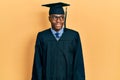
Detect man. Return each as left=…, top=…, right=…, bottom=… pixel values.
left=31, top=2, right=85, bottom=80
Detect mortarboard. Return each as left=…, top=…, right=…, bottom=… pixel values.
left=42, top=2, right=70, bottom=28
left=42, top=2, right=70, bottom=15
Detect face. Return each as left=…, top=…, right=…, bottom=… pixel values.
left=49, top=14, right=65, bottom=31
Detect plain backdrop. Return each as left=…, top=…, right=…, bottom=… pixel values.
left=0, top=0, right=120, bottom=80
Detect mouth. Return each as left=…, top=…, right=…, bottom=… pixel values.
left=56, top=23, right=62, bottom=25
left=55, top=23, right=61, bottom=26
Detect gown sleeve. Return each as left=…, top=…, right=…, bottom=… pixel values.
left=31, top=33, right=43, bottom=80
left=73, top=32, right=85, bottom=80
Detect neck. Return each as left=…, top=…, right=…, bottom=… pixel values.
left=52, top=27, right=64, bottom=32
left=51, top=27, right=64, bottom=32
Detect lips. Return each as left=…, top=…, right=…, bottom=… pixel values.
left=56, top=24, right=61, bottom=26
left=55, top=23, right=61, bottom=25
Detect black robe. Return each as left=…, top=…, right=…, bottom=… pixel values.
left=32, top=28, right=85, bottom=80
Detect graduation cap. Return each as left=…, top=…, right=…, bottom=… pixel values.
left=42, top=2, right=70, bottom=28
left=42, top=2, right=70, bottom=15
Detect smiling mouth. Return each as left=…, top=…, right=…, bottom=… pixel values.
left=56, top=23, right=62, bottom=25
left=56, top=23, right=61, bottom=25
left=56, top=24, right=62, bottom=27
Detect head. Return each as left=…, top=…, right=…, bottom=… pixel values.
left=49, top=14, right=65, bottom=31
left=42, top=2, right=70, bottom=31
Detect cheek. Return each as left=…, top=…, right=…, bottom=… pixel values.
left=61, top=20, right=64, bottom=23
left=49, top=19, right=55, bottom=23
left=49, top=19, right=64, bottom=25
left=51, top=21, right=56, bottom=25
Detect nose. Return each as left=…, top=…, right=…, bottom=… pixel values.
left=56, top=18, right=61, bottom=22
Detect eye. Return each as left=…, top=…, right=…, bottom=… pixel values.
left=50, top=15, right=64, bottom=20
left=59, top=16, right=64, bottom=19
left=53, top=16, right=58, bottom=19
left=50, top=16, right=57, bottom=20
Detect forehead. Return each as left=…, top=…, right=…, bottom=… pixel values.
left=50, top=14, right=64, bottom=16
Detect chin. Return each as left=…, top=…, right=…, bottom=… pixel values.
left=55, top=25, right=61, bottom=27
left=54, top=27, right=62, bottom=31
left=56, top=26, right=62, bottom=30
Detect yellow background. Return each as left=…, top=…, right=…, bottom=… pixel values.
left=0, top=0, right=120, bottom=80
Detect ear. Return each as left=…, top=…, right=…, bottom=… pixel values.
left=49, top=16, right=51, bottom=22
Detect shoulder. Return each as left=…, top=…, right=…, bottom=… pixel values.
left=65, top=28, right=80, bottom=36
left=35, top=28, right=51, bottom=41
left=37, top=28, right=50, bottom=37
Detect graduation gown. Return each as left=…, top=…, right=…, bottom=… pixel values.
left=31, top=28, right=85, bottom=80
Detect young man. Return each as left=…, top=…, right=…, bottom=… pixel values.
left=31, top=2, right=85, bottom=80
